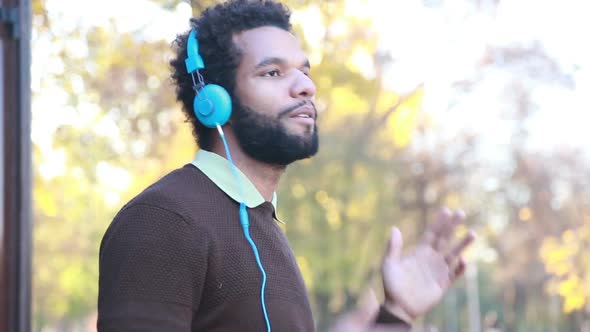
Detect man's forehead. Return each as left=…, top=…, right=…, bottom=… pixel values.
left=233, top=26, right=306, bottom=65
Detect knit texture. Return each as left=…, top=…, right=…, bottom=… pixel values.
left=98, top=164, right=314, bottom=331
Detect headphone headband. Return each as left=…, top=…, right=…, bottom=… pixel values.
left=185, top=30, right=205, bottom=73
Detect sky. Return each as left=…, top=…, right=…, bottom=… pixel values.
left=33, top=0, right=590, bottom=183
left=361, top=0, right=590, bottom=157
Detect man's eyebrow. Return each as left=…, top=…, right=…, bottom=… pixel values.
left=254, top=57, right=311, bottom=70
left=255, top=57, right=285, bottom=69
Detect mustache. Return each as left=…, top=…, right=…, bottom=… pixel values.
left=278, top=100, right=316, bottom=119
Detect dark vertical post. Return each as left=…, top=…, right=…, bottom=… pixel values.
left=0, top=0, right=31, bottom=330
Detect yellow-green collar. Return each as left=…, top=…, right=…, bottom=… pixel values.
left=191, top=149, right=278, bottom=210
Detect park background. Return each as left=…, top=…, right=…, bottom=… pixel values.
left=32, top=0, right=590, bottom=331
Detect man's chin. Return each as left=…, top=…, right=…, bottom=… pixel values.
left=282, top=122, right=315, bottom=136
left=251, top=133, right=318, bottom=165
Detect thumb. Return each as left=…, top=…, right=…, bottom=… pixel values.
left=386, top=227, right=403, bottom=261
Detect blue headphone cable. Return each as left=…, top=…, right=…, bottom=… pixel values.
left=216, top=125, right=271, bottom=332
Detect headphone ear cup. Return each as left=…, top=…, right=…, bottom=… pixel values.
left=193, top=84, right=232, bottom=128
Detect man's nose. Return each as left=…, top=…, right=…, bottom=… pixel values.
left=290, top=71, right=316, bottom=99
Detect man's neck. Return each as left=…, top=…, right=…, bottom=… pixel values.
left=209, top=128, right=284, bottom=202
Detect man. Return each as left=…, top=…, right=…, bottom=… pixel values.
left=97, top=0, right=476, bottom=331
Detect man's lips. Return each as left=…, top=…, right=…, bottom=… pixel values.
left=288, top=105, right=315, bottom=120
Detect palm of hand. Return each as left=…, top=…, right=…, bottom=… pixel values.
left=382, top=245, right=450, bottom=318
left=381, top=209, right=475, bottom=321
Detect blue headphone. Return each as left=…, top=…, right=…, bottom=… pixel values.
left=185, top=29, right=232, bottom=128
left=185, top=29, right=272, bottom=332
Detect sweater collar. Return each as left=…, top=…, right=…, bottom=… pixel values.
left=191, top=149, right=278, bottom=210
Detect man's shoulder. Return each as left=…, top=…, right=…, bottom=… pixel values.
left=118, top=163, right=222, bottom=222
left=100, top=164, right=218, bottom=255
left=133, top=163, right=203, bottom=198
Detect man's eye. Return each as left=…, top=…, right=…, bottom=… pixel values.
left=264, top=70, right=281, bottom=77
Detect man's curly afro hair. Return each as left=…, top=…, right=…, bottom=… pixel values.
left=170, top=0, right=292, bottom=150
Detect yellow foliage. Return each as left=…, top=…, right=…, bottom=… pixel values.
left=518, top=207, right=532, bottom=221
left=540, top=227, right=590, bottom=313
left=329, top=86, right=370, bottom=117
left=315, top=190, right=330, bottom=206
left=345, top=204, right=361, bottom=221
left=326, top=209, right=342, bottom=230
left=444, top=193, right=461, bottom=210
left=376, top=91, right=401, bottom=114
left=386, top=88, right=424, bottom=148
left=540, top=237, right=575, bottom=277
left=296, top=255, right=314, bottom=289
left=564, top=294, right=586, bottom=313
left=345, top=45, right=374, bottom=78
left=559, top=275, right=585, bottom=313
left=559, top=275, right=579, bottom=295
left=316, top=75, right=333, bottom=92
left=291, top=183, right=307, bottom=199
left=35, top=187, right=58, bottom=218
left=345, top=191, right=377, bottom=222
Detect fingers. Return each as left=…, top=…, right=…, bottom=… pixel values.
left=449, top=257, right=466, bottom=283
left=436, top=210, right=465, bottom=250
left=422, top=209, right=465, bottom=251
left=444, top=230, right=476, bottom=265
left=421, top=208, right=475, bottom=283
left=421, top=208, right=451, bottom=246
left=386, top=227, right=404, bottom=261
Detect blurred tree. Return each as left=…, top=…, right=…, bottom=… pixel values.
left=31, top=0, right=194, bottom=329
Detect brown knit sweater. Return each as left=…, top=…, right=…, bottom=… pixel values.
left=98, top=164, right=409, bottom=331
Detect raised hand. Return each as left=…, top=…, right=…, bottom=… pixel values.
left=381, top=208, right=476, bottom=323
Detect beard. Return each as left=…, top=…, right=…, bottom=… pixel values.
left=231, top=99, right=319, bottom=167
